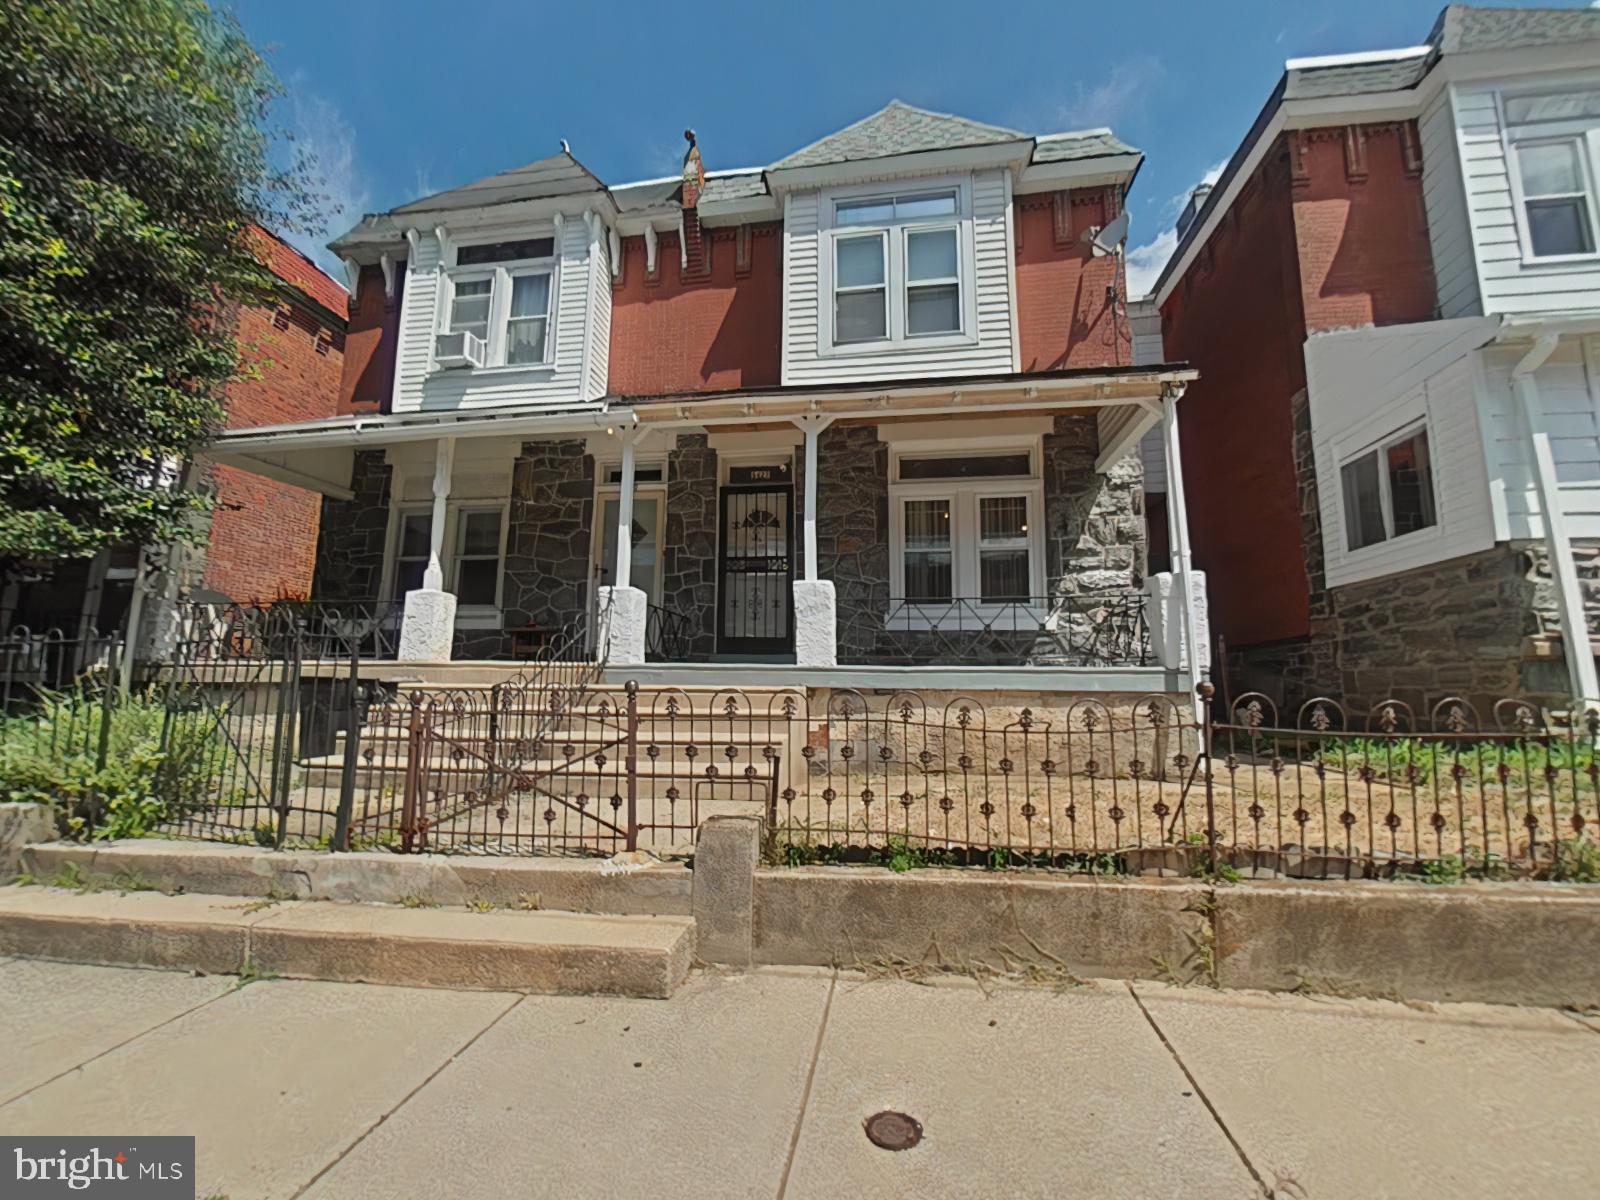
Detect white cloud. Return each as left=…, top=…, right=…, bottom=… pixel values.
left=281, top=82, right=370, bottom=279
left=1052, top=56, right=1165, bottom=129
left=1124, top=159, right=1227, bottom=297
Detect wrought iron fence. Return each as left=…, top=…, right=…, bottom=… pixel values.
left=646, top=603, right=696, bottom=663
left=838, top=589, right=1151, bottom=667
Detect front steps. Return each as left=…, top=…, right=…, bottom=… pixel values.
left=5, top=841, right=698, bottom=998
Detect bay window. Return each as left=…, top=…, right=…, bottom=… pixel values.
left=440, top=235, right=558, bottom=368
left=1505, top=90, right=1600, bottom=262
left=825, top=186, right=969, bottom=351
left=888, top=447, right=1043, bottom=619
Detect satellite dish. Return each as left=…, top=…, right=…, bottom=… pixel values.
left=1087, top=210, right=1130, bottom=257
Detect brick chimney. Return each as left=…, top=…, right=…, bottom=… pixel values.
left=681, top=128, right=709, bottom=278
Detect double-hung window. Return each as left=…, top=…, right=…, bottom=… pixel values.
left=388, top=507, right=505, bottom=611
left=888, top=447, right=1043, bottom=621
left=1505, top=90, right=1600, bottom=261
left=828, top=188, right=966, bottom=349
left=441, top=236, right=558, bottom=367
left=1339, top=426, right=1437, bottom=553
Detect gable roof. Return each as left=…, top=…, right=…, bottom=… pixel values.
left=391, top=151, right=608, bottom=216
left=771, top=100, right=1027, bottom=169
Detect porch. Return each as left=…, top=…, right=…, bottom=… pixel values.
left=206, top=364, right=1203, bottom=687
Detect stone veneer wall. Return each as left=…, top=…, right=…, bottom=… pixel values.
left=311, top=449, right=391, bottom=603
left=503, top=440, right=594, bottom=642
left=662, top=434, right=718, bottom=659
left=816, top=416, right=1147, bottom=664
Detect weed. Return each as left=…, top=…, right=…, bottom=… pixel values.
left=466, top=898, right=496, bottom=913
left=515, top=892, right=542, bottom=911
left=232, top=961, right=279, bottom=989
left=1156, top=895, right=1220, bottom=988
left=49, top=861, right=92, bottom=890
left=1554, top=836, right=1600, bottom=882
left=12, top=871, right=37, bottom=886
left=396, top=894, right=438, bottom=909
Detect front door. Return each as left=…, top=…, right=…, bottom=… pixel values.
left=718, top=483, right=794, bottom=654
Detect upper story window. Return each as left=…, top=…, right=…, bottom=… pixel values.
left=823, top=185, right=971, bottom=353
left=1340, top=425, right=1436, bottom=552
left=1504, top=90, right=1600, bottom=262
left=441, top=235, right=558, bottom=368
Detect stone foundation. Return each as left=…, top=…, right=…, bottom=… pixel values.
left=312, top=450, right=391, bottom=603
left=1225, top=543, right=1569, bottom=720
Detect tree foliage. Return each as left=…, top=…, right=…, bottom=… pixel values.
left=0, top=0, right=314, bottom=566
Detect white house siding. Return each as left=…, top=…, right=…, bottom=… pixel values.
left=780, top=168, right=1016, bottom=385
left=1454, top=74, right=1600, bottom=317
left=1306, top=318, right=1500, bottom=588
left=394, top=217, right=602, bottom=414
left=1479, top=336, right=1600, bottom=540
left=1420, top=85, right=1482, bottom=319
left=1128, top=300, right=1167, bottom=492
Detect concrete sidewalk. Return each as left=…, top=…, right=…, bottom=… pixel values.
left=1, top=957, right=1596, bottom=1199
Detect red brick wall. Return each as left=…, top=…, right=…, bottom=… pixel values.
left=608, top=223, right=782, bottom=394
left=1014, top=189, right=1131, bottom=370
left=340, top=263, right=402, bottom=414
left=1159, top=122, right=1436, bottom=650
left=203, top=295, right=345, bottom=602
left=1161, top=145, right=1312, bottom=650
left=1290, top=124, right=1436, bottom=332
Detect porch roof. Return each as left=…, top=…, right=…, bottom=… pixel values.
left=203, top=362, right=1195, bottom=496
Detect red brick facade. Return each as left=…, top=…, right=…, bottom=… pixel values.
left=340, top=263, right=402, bottom=414
left=608, top=224, right=783, bottom=395
left=1159, top=122, right=1436, bottom=651
left=202, top=233, right=347, bottom=602
left=1014, top=188, right=1131, bottom=371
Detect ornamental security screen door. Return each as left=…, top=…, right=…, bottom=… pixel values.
left=717, top=482, right=794, bottom=654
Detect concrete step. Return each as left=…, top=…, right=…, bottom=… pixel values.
left=0, top=884, right=694, bottom=999
left=20, top=840, right=694, bottom=915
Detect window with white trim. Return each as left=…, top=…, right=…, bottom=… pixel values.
left=1505, top=90, right=1600, bottom=261
left=441, top=236, right=558, bottom=367
left=888, top=448, right=1042, bottom=607
left=825, top=188, right=967, bottom=350
left=1339, top=426, right=1437, bottom=552
left=388, top=506, right=506, bottom=609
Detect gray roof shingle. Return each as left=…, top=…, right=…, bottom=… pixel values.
left=391, top=152, right=606, bottom=215
left=1031, top=128, right=1140, bottom=163
left=1430, top=4, right=1600, bottom=54
left=771, top=101, right=1027, bottom=169
left=1283, top=55, right=1431, bottom=100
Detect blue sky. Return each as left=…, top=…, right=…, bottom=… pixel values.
left=235, top=0, right=1579, bottom=294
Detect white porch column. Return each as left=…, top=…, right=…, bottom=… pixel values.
left=1514, top=333, right=1599, bottom=706
left=598, top=430, right=647, bottom=666
left=792, top=414, right=837, bottom=667
left=398, top=436, right=457, bottom=662
left=1160, top=385, right=1208, bottom=689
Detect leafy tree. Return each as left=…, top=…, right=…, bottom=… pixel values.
left=0, top=0, right=314, bottom=569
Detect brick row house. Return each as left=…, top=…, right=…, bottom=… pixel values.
left=1146, top=4, right=1600, bottom=716
left=210, top=102, right=1205, bottom=700
left=4, top=228, right=347, bottom=641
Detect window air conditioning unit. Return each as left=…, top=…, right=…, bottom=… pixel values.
left=435, top=330, right=486, bottom=369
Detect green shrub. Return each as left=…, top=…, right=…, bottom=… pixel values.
left=0, top=686, right=242, bottom=840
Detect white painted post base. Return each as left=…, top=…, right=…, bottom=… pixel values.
left=597, top=585, right=648, bottom=667
left=397, top=588, right=457, bottom=662
left=1143, top=571, right=1209, bottom=672
left=793, top=579, right=837, bottom=668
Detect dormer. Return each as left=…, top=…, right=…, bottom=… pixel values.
left=331, top=151, right=619, bottom=414
left=768, top=102, right=1142, bottom=387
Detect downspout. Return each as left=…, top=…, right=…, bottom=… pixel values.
left=1512, top=331, right=1599, bottom=706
